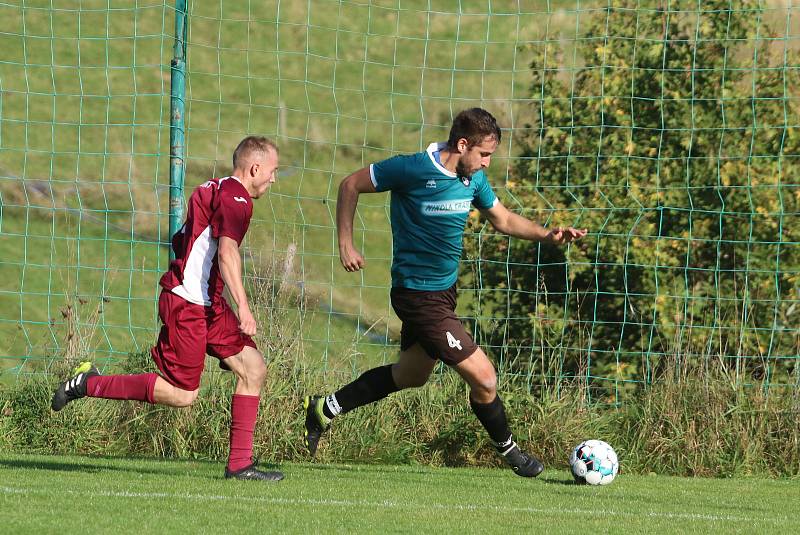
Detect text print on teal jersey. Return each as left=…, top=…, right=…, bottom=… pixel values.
left=421, top=199, right=472, bottom=216
left=370, top=142, right=497, bottom=291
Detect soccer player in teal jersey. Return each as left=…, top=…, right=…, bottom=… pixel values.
left=304, top=108, right=587, bottom=476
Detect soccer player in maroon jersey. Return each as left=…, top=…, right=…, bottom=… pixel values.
left=51, top=136, right=283, bottom=481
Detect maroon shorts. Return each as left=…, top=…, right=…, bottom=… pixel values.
left=390, top=284, right=478, bottom=366
left=150, top=290, right=257, bottom=391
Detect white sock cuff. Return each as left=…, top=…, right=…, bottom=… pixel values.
left=496, top=435, right=515, bottom=454
left=325, top=394, right=342, bottom=417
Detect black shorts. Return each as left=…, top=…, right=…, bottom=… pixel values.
left=390, top=284, right=478, bottom=366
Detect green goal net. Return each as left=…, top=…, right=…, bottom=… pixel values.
left=1, top=1, right=798, bottom=403
left=1, top=1, right=170, bottom=374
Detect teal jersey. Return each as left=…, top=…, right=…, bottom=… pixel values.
left=370, top=142, right=498, bottom=290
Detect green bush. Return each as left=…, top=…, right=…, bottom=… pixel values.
left=465, top=0, right=800, bottom=399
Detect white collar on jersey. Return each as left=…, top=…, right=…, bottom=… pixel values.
left=220, top=175, right=244, bottom=185
left=425, top=142, right=457, bottom=178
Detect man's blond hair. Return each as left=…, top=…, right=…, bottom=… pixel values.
left=232, top=136, right=278, bottom=170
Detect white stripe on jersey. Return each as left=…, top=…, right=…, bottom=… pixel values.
left=369, top=164, right=379, bottom=189
left=171, top=225, right=217, bottom=306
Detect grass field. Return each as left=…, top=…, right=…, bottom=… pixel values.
left=1, top=453, right=797, bottom=534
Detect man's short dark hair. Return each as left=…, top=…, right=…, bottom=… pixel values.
left=232, top=136, right=278, bottom=169
left=446, top=108, right=501, bottom=149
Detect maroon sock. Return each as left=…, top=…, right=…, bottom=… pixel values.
left=227, top=394, right=260, bottom=472
left=86, top=373, right=157, bottom=404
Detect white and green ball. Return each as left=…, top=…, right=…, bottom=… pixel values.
left=569, top=439, right=619, bottom=485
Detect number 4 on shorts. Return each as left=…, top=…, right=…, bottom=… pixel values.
left=446, top=331, right=462, bottom=350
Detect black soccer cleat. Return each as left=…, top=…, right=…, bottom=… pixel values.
left=51, top=361, right=100, bottom=412
left=224, top=461, right=284, bottom=482
left=497, top=441, right=544, bottom=478
left=303, top=395, right=330, bottom=458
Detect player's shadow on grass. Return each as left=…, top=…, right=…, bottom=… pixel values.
left=301, top=462, right=577, bottom=484
left=298, top=462, right=445, bottom=479
left=0, top=457, right=226, bottom=479
left=538, top=477, right=579, bottom=486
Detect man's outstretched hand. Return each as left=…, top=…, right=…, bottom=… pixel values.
left=546, top=227, right=588, bottom=245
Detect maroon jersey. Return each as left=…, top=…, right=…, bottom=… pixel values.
left=160, top=176, right=253, bottom=306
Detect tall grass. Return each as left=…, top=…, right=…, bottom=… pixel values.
left=2, top=264, right=798, bottom=478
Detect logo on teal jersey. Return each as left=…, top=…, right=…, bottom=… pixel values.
left=421, top=199, right=472, bottom=216
left=426, top=179, right=437, bottom=188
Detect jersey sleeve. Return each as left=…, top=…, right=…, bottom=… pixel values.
left=211, top=193, right=252, bottom=243
left=370, top=154, right=411, bottom=192
left=472, top=171, right=498, bottom=209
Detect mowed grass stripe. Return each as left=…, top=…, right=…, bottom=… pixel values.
left=0, top=484, right=784, bottom=525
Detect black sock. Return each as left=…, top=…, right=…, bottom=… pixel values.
left=326, top=365, right=399, bottom=417
left=470, top=395, right=513, bottom=446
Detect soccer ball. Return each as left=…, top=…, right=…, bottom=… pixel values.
left=569, top=439, right=619, bottom=485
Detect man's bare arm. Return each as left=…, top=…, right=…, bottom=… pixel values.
left=218, top=235, right=256, bottom=336
left=337, top=167, right=377, bottom=272
left=482, top=201, right=587, bottom=244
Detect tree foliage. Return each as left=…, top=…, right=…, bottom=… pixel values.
left=465, top=1, right=800, bottom=397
